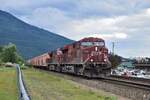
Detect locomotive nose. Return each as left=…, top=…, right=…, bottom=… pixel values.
left=82, top=46, right=104, bottom=63
left=92, top=47, right=101, bottom=56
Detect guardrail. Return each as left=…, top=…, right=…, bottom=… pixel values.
left=16, top=64, right=30, bottom=100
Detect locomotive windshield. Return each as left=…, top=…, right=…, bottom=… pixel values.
left=81, top=41, right=104, bottom=46
left=81, top=42, right=93, bottom=46
left=94, top=42, right=104, bottom=46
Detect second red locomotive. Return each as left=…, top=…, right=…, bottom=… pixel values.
left=28, top=37, right=111, bottom=78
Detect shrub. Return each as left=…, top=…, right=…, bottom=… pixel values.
left=0, top=43, right=24, bottom=64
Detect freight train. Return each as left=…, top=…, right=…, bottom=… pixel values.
left=28, top=37, right=111, bottom=78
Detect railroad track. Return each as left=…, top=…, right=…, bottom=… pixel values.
left=110, top=75, right=150, bottom=84
left=36, top=66, right=150, bottom=90
left=33, top=66, right=150, bottom=100
left=104, top=75, right=150, bottom=89
left=101, top=77, right=150, bottom=91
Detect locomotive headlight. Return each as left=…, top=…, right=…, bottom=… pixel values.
left=91, top=59, right=93, bottom=62
left=104, top=55, right=107, bottom=62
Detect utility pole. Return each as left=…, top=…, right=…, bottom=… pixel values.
left=112, top=42, right=115, bottom=55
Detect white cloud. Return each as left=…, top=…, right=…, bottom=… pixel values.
left=20, top=7, right=72, bottom=34
left=114, top=32, right=127, bottom=39
left=83, top=32, right=127, bottom=40
left=20, top=7, right=149, bottom=41
left=1, top=0, right=150, bottom=57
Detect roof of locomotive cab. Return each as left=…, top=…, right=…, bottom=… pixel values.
left=61, top=37, right=104, bottom=49
left=63, top=37, right=105, bottom=47
left=77, top=37, right=104, bottom=42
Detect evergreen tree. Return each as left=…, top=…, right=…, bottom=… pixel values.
left=109, top=54, right=122, bottom=68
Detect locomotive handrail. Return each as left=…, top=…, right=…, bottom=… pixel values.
left=83, top=55, right=92, bottom=64
left=16, top=64, right=30, bottom=100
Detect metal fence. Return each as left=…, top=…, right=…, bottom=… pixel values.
left=16, top=64, right=30, bottom=100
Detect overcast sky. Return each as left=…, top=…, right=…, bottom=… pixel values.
left=0, top=0, right=150, bottom=57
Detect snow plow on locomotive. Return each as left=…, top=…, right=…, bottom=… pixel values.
left=28, top=37, right=111, bottom=78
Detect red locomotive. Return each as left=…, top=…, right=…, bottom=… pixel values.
left=28, top=37, right=111, bottom=77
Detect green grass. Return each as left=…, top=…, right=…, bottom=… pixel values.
left=23, top=68, right=116, bottom=100
left=0, top=66, right=18, bottom=100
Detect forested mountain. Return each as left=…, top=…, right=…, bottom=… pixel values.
left=0, top=10, right=74, bottom=59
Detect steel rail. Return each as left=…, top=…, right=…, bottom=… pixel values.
left=110, top=75, right=150, bottom=84
left=101, top=77, right=150, bottom=91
